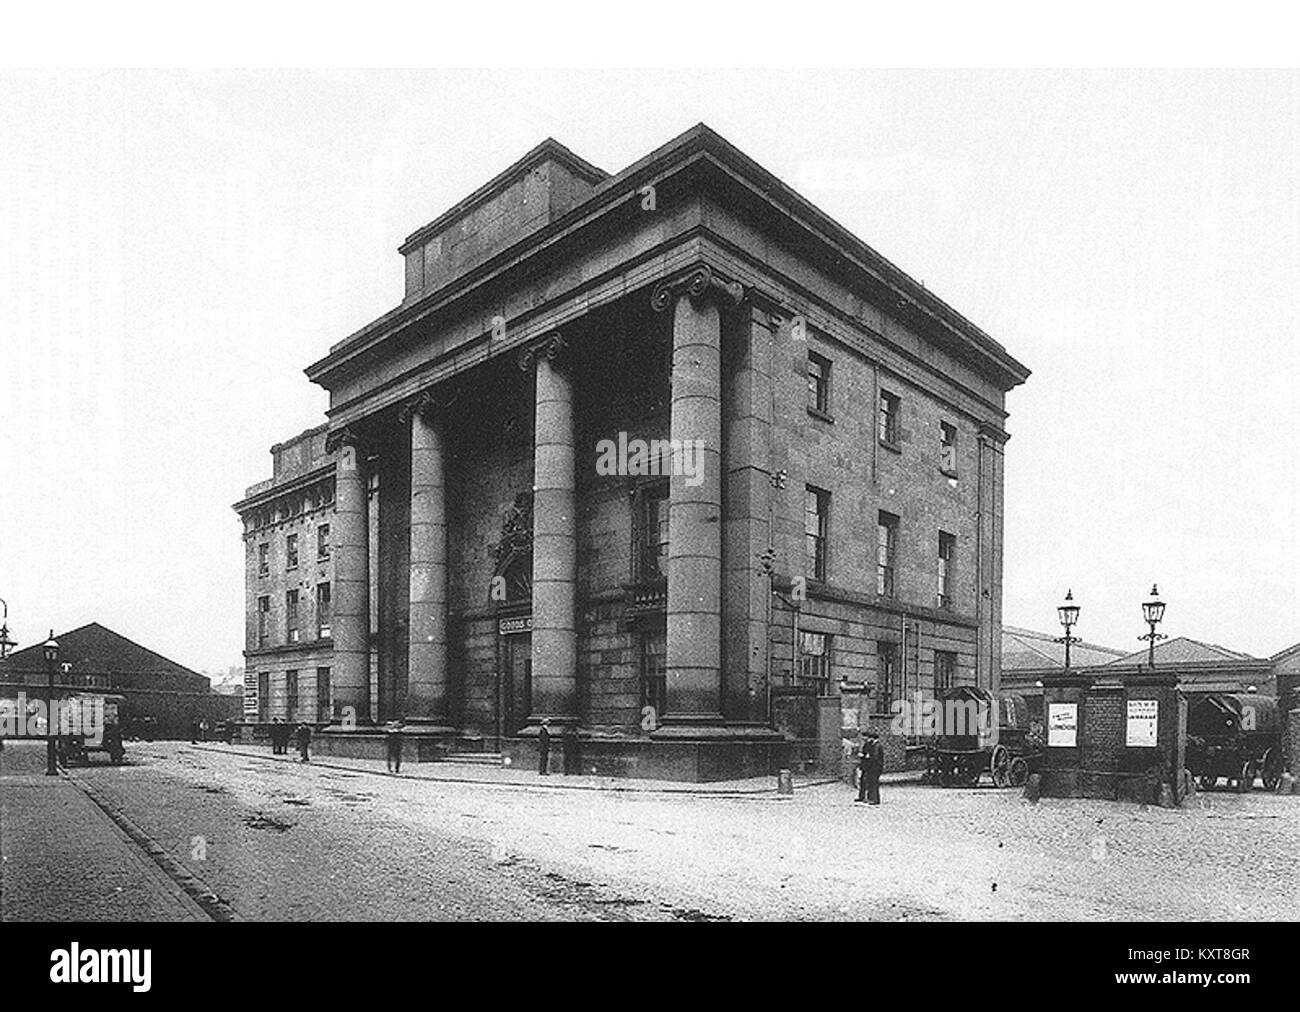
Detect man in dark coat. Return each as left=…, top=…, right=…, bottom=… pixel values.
left=385, top=721, right=404, bottom=773
left=294, top=722, right=312, bottom=763
left=856, top=732, right=885, bottom=805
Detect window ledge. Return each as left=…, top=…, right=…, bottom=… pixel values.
left=807, top=406, right=835, bottom=424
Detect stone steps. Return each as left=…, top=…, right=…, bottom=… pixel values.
left=441, top=752, right=504, bottom=767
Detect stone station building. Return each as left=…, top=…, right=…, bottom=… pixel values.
left=246, top=125, right=1031, bottom=780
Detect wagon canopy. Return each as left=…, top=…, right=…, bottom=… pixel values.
left=1189, top=692, right=1280, bottom=737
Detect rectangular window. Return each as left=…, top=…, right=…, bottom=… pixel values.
left=286, top=532, right=299, bottom=570
left=875, top=642, right=898, bottom=715
left=877, top=511, right=898, bottom=598
left=257, top=595, right=270, bottom=648
left=934, top=650, right=957, bottom=692
left=257, top=671, right=269, bottom=723
left=937, top=531, right=956, bottom=609
left=316, top=667, right=331, bottom=722
left=940, top=421, right=958, bottom=476
left=286, top=590, right=299, bottom=644
left=878, top=389, right=901, bottom=446
left=316, top=582, right=332, bottom=639
left=317, top=524, right=331, bottom=560
left=285, top=670, right=299, bottom=722
left=634, top=482, right=670, bottom=582
left=805, top=486, right=830, bottom=582
left=807, top=351, right=831, bottom=417
left=799, top=631, right=832, bottom=687
left=258, top=543, right=269, bottom=577
left=641, top=626, right=668, bottom=719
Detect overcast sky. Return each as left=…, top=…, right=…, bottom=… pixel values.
left=2, top=67, right=1296, bottom=673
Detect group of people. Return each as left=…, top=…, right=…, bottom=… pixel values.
left=535, top=718, right=581, bottom=775
left=269, top=717, right=313, bottom=762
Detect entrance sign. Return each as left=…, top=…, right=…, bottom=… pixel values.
left=1126, top=699, right=1158, bottom=747
left=499, top=615, right=533, bottom=636
left=1047, top=702, right=1078, bottom=747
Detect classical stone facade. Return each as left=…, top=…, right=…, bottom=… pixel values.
left=234, top=425, right=342, bottom=726
left=249, top=125, right=1031, bottom=780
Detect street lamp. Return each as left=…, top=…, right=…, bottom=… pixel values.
left=0, top=598, right=15, bottom=659
left=1139, top=584, right=1167, bottom=668
left=42, top=630, right=59, bottom=776
left=1055, top=589, right=1081, bottom=671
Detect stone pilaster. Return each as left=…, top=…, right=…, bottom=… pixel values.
left=521, top=333, right=577, bottom=725
left=405, top=394, right=455, bottom=731
left=328, top=431, right=372, bottom=726
left=650, top=266, right=742, bottom=728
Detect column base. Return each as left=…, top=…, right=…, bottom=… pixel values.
left=503, top=725, right=789, bottom=782
left=311, top=727, right=452, bottom=763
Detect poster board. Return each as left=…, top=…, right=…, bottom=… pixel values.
left=1126, top=698, right=1158, bottom=747
left=1047, top=702, right=1078, bottom=747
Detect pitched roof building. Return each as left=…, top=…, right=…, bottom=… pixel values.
left=0, top=623, right=236, bottom=738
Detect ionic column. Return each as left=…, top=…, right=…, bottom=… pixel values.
left=406, top=398, right=455, bottom=730
left=521, top=334, right=577, bottom=725
left=650, top=266, right=744, bottom=727
left=330, top=433, right=371, bottom=726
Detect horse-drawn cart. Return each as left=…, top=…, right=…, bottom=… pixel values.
left=1186, top=692, right=1282, bottom=793
left=923, top=686, right=1042, bottom=788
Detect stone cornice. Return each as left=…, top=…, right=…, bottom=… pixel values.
left=306, top=125, right=1029, bottom=395
left=232, top=463, right=336, bottom=515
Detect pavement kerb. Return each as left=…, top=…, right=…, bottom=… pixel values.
left=184, top=743, right=838, bottom=801
left=63, top=769, right=237, bottom=922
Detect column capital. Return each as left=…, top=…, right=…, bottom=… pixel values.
left=398, top=386, right=460, bottom=424
left=517, top=331, right=567, bottom=373
left=650, top=264, right=745, bottom=314
left=324, top=425, right=369, bottom=455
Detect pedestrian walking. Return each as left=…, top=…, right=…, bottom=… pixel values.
left=855, top=731, right=885, bottom=805
left=190, top=718, right=200, bottom=744
left=538, top=718, right=551, bottom=775
left=385, top=720, right=404, bottom=773
left=198, top=718, right=209, bottom=742
left=295, top=721, right=312, bottom=763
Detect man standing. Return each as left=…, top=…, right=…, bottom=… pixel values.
left=855, top=731, right=885, bottom=805
left=385, top=721, right=404, bottom=774
left=294, top=721, right=312, bottom=763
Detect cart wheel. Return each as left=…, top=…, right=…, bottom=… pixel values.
left=990, top=744, right=1011, bottom=788
left=1008, top=757, right=1029, bottom=787
left=1261, top=748, right=1281, bottom=792
left=1236, top=760, right=1255, bottom=793
left=1198, top=775, right=1217, bottom=791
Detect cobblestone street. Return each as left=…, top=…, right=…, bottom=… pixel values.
left=3, top=740, right=1298, bottom=921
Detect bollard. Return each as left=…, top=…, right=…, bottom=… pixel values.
left=776, top=768, right=794, bottom=795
